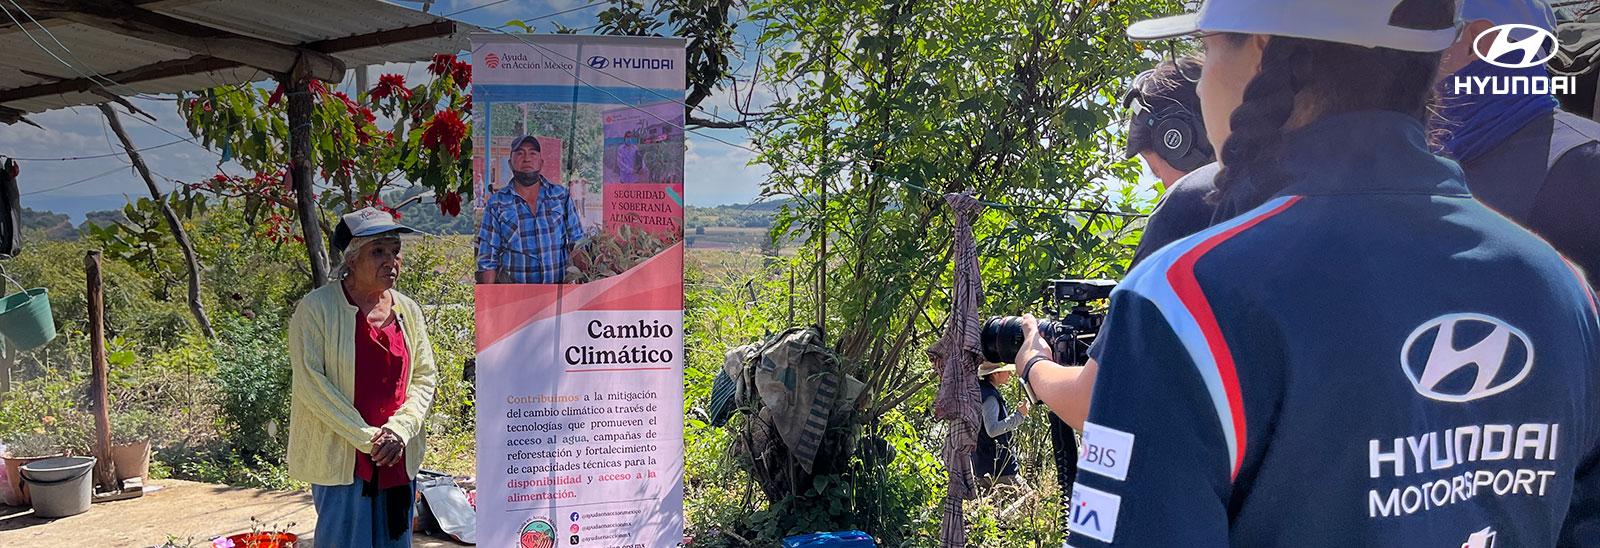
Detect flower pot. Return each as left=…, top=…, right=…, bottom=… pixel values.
left=4, top=452, right=66, bottom=506
left=226, top=531, right=299, bottom=548
left=110, top=441, right=150, bottom=480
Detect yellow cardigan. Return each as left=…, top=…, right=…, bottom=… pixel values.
left=286, top=281, right=438, bottom=486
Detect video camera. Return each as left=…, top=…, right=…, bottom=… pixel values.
left=979, top=279, right=1116, bottom=368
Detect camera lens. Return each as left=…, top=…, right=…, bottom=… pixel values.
left=981, top=316, right=1030, bottom=364
left=981, top=316, right=1068, bottom=365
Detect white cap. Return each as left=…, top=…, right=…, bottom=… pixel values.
left=1128, top=0, right=1463, bottom=53
left=332, top=207, right=416, bottom=250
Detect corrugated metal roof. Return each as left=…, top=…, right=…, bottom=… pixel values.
left=0, top=0, right=472, bottom=117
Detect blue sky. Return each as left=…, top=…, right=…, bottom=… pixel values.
left=0, top=0, right=770, bottom=223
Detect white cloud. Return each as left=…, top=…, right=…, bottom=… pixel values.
left=684, top=134, right=766, bottom=207
left=0, top=124, right=103, bottom=154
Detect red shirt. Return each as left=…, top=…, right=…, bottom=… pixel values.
left=345, top=286, right=411, bottom=489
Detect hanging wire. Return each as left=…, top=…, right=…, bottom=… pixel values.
left=7, top=139, right=189, bottom=162
left=20, top=165, right=129, bottom=196
left=452, top=0, right=605, bottom=21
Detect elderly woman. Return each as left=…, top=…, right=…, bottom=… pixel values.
left=287, top=207, right=437, bottom=547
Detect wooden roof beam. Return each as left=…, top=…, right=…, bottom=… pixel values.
left=12, top=0, right=345, bottom=82
left=0, top=20, right=460, bottom=108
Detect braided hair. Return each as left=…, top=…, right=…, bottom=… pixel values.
left=1208, top=0, right=1455, bottom=212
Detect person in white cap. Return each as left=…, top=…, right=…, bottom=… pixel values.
left=287, top=207, right=438, bottom=548
left=1434, top=0, right=1600, bottom=290
left=973, top=362, right=1030, bottom=489
left=1010, top=0, right=1600, bottom=545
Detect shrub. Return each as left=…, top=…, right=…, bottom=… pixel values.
left=212, top=312, right=292, bottom=460
left=0, top=371, right=96, bottom=456
left=111, top=408, right=170, bottom=445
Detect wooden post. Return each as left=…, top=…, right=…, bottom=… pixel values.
left=286, top=57, right=330, bottom=287
left=86, top=250, right=119, bottom=493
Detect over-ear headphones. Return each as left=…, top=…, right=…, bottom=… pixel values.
left=1122, top=70, right=1213, bottom=173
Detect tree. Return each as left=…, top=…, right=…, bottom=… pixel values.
left=175, top=56, right=473, bottom=280
left=519, top=0, right=745, bottom=129
left=741, top=0, right=1179, bottom=533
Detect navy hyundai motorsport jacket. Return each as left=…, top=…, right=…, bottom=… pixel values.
left=1072, top=112, right=1600, bottom=547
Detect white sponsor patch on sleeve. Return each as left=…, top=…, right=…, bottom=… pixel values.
left=1078, top=421, right=1135, bottom=481
left=1069, top=483, right=1122, bottom=543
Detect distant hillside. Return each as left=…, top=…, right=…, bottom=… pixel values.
left=22, top=207, right=78, bottom=241
left=383, top=186, right=473, bottom=235
left=687, top=198, right=790, bottom=229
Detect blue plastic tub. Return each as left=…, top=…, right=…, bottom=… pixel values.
left=782, top=530, right=876, bottom=548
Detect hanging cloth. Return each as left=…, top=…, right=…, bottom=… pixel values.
left=926, top=192, right=986, bottom=548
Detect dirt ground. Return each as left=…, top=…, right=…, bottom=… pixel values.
left=0, top=479, right=469, bottom=547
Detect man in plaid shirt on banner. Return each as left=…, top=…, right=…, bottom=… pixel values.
left=475, top=135, right=588, bottom=284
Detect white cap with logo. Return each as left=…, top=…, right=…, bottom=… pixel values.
left=1127, top=0, right=1464, bottom=53
left=332, top=207, right=417, bottom=251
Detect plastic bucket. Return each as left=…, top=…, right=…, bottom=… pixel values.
left=19, top=456, right=94, bottom=518
left=0, top=287, right=55, bottom=351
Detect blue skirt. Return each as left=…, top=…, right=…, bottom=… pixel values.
left=311, top=478, right=415, bottom=548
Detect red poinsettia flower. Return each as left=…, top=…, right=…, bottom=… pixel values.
left=421, top=110, right=467, bottom=159
left=309, top=80, right=327, bottom=95
left=438, top=191, right=462, bottom=217
left=370, top=74, right=411, bottom=101
left=428, top=54, right=455, bottom=76
left=267, top=83, right=286, bottom=107
left=331, top=91, right=358, bottom=109
left=450, top=60, right=471, bottom=89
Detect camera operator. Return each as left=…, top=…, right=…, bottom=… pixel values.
left=996, top=61, right=1222, bottom=431
left=1015, top=0, right=1600, bottom=545
left=1123, top=57, right=1220, bottom=268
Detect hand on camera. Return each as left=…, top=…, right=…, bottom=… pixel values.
left=1011, top=314, right=1055, bottom=379
left=1017, top=399, right=1031, bottom=416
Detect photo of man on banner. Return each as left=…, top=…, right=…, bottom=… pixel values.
left=618, top=131, right=644, bottom=183
left=475, top=134, right=588, bottom=284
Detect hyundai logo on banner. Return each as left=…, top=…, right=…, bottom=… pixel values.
left=1400, top=313, right=1533, bottom=403
left=1453, top=24, right=1576, bottom=95
left=585, top=55, right=675, bottom=71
